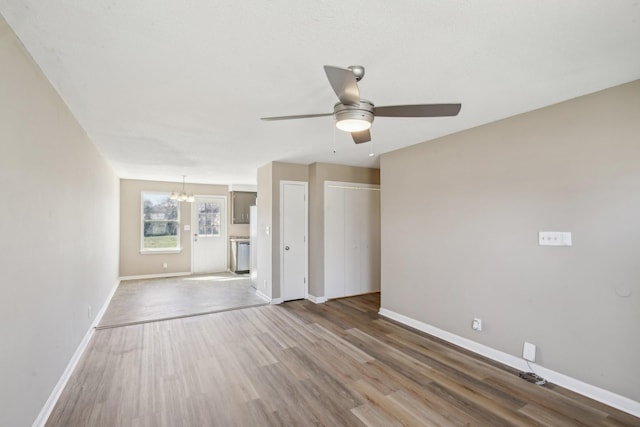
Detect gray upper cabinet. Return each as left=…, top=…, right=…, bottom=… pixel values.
left=231, top=191, right=257, bottom=224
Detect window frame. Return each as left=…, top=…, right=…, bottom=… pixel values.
left=140, top=191, right=182, bottom=254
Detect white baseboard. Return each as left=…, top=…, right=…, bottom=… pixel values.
left=256, top=290, right=271, bottom=303
left=256, top=290, right=283, bottom=305
left=307, top=294, right=327, bottom=304
left=33, top=280, right=120, bottom=427
left=379, top=307, right=640, bottom=418
left=119, top=272, right=191, bottom=281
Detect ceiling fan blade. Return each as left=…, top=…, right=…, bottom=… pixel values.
left=261, top=112, right=333, bottom=121
left=351, top=129, right=371, bottom=144
left=374, top=103, right=461, bottom=117
left=324, top=65, right=360, bottom=106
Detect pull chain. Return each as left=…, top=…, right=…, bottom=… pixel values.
left=332, top=125, right=337, bottom=154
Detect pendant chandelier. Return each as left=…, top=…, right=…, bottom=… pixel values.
left=170, top=175, right=194, bottom=203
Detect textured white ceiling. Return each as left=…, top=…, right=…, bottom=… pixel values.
left=1, top=1, right=639, bottom=185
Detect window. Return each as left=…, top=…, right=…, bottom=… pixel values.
left=197, top=201, right=221, bottom=237
left=141, top=192, right=180, bottom=252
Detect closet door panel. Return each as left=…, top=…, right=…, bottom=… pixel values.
left=360, top=189, right=381, bottom=293
left=344, top=189, right=362, bottom=296
left=325, top=187, right=345, bottom=299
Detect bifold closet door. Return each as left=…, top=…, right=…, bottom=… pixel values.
left=325, top=183, right=380, bottom=299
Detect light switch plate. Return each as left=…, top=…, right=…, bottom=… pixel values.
left=184, top=224, right=191, bottom=231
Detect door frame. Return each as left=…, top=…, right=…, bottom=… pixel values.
left=190, top=194, right=228, bottom=274
left=279, top=180, right=309, bottom=301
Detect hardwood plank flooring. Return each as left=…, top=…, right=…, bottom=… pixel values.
left=47, top=293, right=639, bottom=426
left=99, top=273, right=266, bottom=328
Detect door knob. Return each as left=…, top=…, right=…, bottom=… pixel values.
left=285, top=246, right=290, bottom=251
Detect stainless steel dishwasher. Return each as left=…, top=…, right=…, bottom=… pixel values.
left=230, top=237, right=250, bottom=273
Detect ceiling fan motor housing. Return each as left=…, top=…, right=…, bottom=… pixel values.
left=333, top=100, right=375, bottom=126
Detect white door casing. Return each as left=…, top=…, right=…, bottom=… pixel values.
left=192, top=195, right=227, bottom=273
left=280, top=181, right=308, bottom=301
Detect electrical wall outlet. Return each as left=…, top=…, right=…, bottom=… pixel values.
left=539, top=231, right=572, bottom=246
left=162, top=262, right=168, bottom=269
left=472, top=318, right=482, bottom=331
left=523, top=341, right=536, bottom=362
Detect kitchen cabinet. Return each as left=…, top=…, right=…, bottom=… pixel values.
left=231, top=191, right=257, bottom=224
left=324, top=182, right=380, bottom=299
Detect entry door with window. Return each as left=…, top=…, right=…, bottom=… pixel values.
left=192, top=196, right=227, bottom=273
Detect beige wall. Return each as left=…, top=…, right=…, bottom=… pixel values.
left=119, top=179, right=240, bottom=277
left=380, top=80, right=640, bottom=402
left=308, top=163, right=380, bottom=297
left=0, top=15, right=120, bottom=427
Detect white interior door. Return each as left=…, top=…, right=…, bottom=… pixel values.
left=192, top=196, right=227, bottom=273
left=281, top=181, right=307, bottom=301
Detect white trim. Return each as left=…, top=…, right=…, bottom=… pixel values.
left=256, top=290, right=271, bottom=303
left=326, top=184, right=381, bottom=191
left=270, top=297, right=284, bottom=305
left=378, top=307, right=640, bottom=418
left=139, top=248, right=182, bottom=255
left=307, top=294, right=328, bottom=304
left=325, top=181, right=380, bottom=189
left=119, top=272, right=191, bottom=281
left=33, top=280, right=120, bottom=427
left=279, top=180, right=309, bottom=303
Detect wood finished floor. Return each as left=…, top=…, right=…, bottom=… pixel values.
left=99, top=273, right=266, bottom=328
left=48, top=293, right=639, bottom=426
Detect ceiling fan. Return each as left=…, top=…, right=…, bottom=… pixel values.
left=261, top=65, right=461, bottom=144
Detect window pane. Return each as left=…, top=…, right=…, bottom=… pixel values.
left=142, top=192, right=180, bottom=250
left=198, top=201, right=221, bottom=236
left=143, top=221, right=179, bottom=248
left=143, top=194, right=178, bottom=221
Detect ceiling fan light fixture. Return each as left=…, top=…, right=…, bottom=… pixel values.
left=336, top=118, right=371, bottom=132
left=334, top=104, right=374, bottom=133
